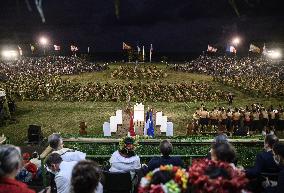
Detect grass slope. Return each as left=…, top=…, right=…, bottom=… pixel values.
left=1, top=63, right=283, bottom=145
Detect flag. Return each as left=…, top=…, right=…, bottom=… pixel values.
left=226, top=45, right=236, bottom=53
left=263, top=43, right=267, bottom=55
left=207, top=45, right=217, bottom=52
left=122, top=42, right=131, bottom=50
left=71, top=45, right=78, bottom=52
left=249, top=44, right=260, bottom=53
left=54, top=45, right=60, bottom=51
left=146, top=111, right=154, bottom=137
left=137, top=46, right=141, bottom=54
left=142, top=46, right=145, bottom=61
left=18, top=45, right=22, bottom=56
left=129, top=111, right=135, bottom=136
left=149, top=44, right=153, bottom=62
left=30, top=44, right=35, bottom=53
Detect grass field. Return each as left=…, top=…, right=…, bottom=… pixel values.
left=1, top=63, right=283, bottom=145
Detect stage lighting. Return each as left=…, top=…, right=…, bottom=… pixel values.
left=267, top=50, right=281, bottom=59
left=232, top=37, right=241, bottom=45
left=39, top=36, right=48, bottom=46
left=1, top=50, right=18, bottom=60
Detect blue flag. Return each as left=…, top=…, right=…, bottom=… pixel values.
left=147, top=111, right=154, bottom=137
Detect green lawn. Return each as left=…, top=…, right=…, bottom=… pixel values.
left=1, top=63, right=284, bottom=145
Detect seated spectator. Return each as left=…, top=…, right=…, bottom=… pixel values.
left=188, top=159, right=249, bottom=193
left=45, top=153, right=77, bottom=193
left=146, top=140, right=184, bottom=172
left=71, top=160, right=103, bottom=193
left=109, top=137, right=141, bottom=173
left=210, top=142, right=237, bottom=168
left=0, top=145, right=35, bottom=193
left=48, top=133, right=86, bottom=161
left=246, top=134, right=280, bottom=179
left=30, top=152, right=41, bottom=169
left=16, top=153, right=37, bottom=183
left=272, top=143, right=284, bottom=193
left=138, top=165, right=189, bottom=193
left=206, top=133, right=228, bottom=159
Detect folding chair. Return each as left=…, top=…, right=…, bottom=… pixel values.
left=102, top=171, right=133, bottom=193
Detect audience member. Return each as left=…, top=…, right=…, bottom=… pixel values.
left=146, top=140, right=184, bottom=171
left=188, top=159, right=249, bottom=193
left=0, top=145, right=35, bottom=193
left=71, top=160, right=103, bottom=193
left=48, top=133, right=86, bottom=161
left=45, top=153, right=77, bottom=193
left=272, top=143, right=284, bottom=193
left=246, top=134, right=280, bottom=179
left=109, top=137, right=141, bottom=173
left=210, top=142, right=237, bottom=167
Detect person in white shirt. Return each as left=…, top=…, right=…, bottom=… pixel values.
left=48, top=134, right=86, bottom=162
left=109, top=137, right=141, bottom=173
left=30, top=152, right=41, bottom=169
left=45, top=153, right=77, bottom=193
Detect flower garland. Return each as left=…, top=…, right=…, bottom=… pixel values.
left=139, top=165, right=189, bottom=193
left=118, top=136, right=139, bottom=151
left=188, top=159, right=249, bottom=193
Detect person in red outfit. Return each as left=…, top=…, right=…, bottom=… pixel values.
left=0, top=145, right=35, bottom=193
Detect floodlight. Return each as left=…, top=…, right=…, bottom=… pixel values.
left=1, top=50, right=18, bottom=60
left=232, top=37, right=240, bottom=45
left=267, top=50, right=281, bottom=59
left=39, top=36, right=48, bottom=45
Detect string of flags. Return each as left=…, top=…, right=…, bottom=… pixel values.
left=14, top=41, right=276, bottom=58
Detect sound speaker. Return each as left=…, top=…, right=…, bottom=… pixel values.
left=28, top=124, right=43, bottom=143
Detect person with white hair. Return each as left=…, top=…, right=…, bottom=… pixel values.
left=0, top=145, right=35, bottom=193
left=48, top=133, right=86, bottom=162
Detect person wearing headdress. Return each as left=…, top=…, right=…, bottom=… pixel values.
left=109, top=137, right=141, bottom=173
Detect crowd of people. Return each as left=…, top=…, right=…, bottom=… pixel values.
left=168, top=55, right=284, bottom=97
left=1, top=134, right=284, bottom=193
left=111, top=66, right=167, bottom=80
left=191, top=103, right=284, bottom=135
left=0, top=56, right=227, bottom=102
left=0, top=56, right=108, bottom=79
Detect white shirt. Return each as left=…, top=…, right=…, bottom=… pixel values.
left=109, top=150, right=141, bottom=173
left=30, top=158, right=41, bottom=168
left=55, top=161, right=78, bottom=193
left=95, top=182, right=104, bottom=193
left=54, top=148, right=86, bottom=162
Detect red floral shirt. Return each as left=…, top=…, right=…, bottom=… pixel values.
left=0, top=177, right=35, bottom=193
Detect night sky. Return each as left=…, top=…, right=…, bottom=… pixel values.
left=0, top=0, right=283, bottom=53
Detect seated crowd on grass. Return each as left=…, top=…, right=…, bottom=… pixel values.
left=1, top=134, right=284, bottom=193
left=169, top=55, right=284, bottom=97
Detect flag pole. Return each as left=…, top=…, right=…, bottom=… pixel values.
left=142, top=46, right=145, bottom=62
left=149, top=44, right=152, bottom=63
